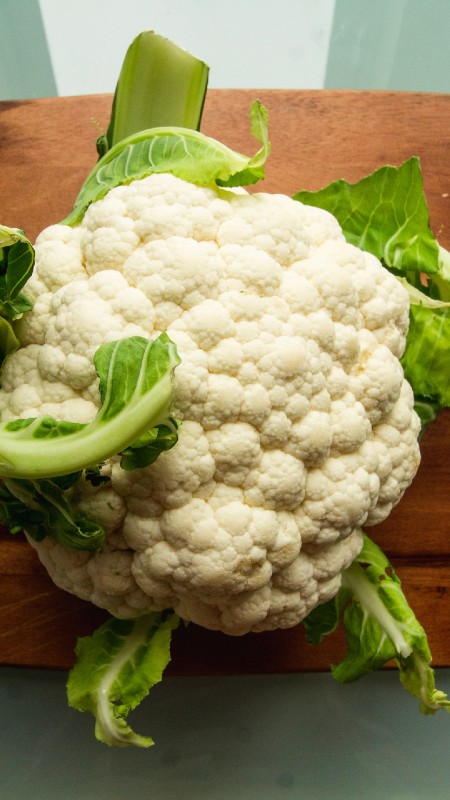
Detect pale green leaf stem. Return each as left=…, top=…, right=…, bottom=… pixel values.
left=67, top=613, right=179, bottom=747
left=0, top=334, right=180, bottom=480
left=62, top=100, right=270, bottom=227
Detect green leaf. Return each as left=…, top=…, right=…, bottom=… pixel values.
left=0, top=225, right=35, bottom=307
left=294, top=160, right=450, bottom=417
left=3, top=416, right=84, bottom=437
left=0, top=333, right=180, bottom=479
left=304, top=535, right=450, bottom=715
left=433, top=245, right=450, bottom=300
left=120, top=419, right=180, bottom=471
left=0, top=225, right=34, bottom=368
left=413, top=396, right=443, bottom=439
left=397, top=276, right=450, bottom=310
left=0, top=317, right=20, bottom=369
left=103, top=31, right=209, bottom=152
left=216, top=101, right=270, bottom=188
left=0, top=334, right=180, bottom=550
left=397, top=245, right=450, bottom=411
left=0, top=477, right=104, bottom=550
left=0, top=293, right=33, bottom=319
left=294, top=158, right=439, bottom=275
left=61, top=100, right=270, bottom=227
left=84, top=464, right=111, bottom=487
left=303, top=595, right=342, bottom=645
left=67, top=612, right=179, bottom=747
left=401, top=303, right=450, bottom=406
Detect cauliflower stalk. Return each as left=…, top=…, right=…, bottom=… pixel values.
left=1, top=90, right=449, bottom=746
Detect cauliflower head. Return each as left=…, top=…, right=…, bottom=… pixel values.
left=0, top=173, right=421, bottom=635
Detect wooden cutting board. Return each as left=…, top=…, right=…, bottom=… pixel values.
left=0, top=89, right=449, bottom=674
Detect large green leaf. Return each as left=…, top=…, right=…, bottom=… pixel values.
left=294, top=158, right=439, bottom=275
left=295, top=159, right=450, bottom=427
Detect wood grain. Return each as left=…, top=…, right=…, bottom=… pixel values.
left=0, top=89, right=449, bottom=673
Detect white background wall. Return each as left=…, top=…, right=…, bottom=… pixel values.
left=38, top=0, right=336, bottom=95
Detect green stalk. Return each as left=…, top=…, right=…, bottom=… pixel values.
left=0, top=334, right=180, bottom=480
left=0, top=376, right=171, bottom=479
left=99, top=31, right=209, bottom=154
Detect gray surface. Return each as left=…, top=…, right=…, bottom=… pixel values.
left=1, top=667, right=450, bottom=799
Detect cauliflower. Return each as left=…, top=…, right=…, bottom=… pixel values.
left=0, top=173, right=420, bottom=636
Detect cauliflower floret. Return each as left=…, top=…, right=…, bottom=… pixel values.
left=32, top=224, right=85, bottom=290
left=4, top=173, right=420, bottom=635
